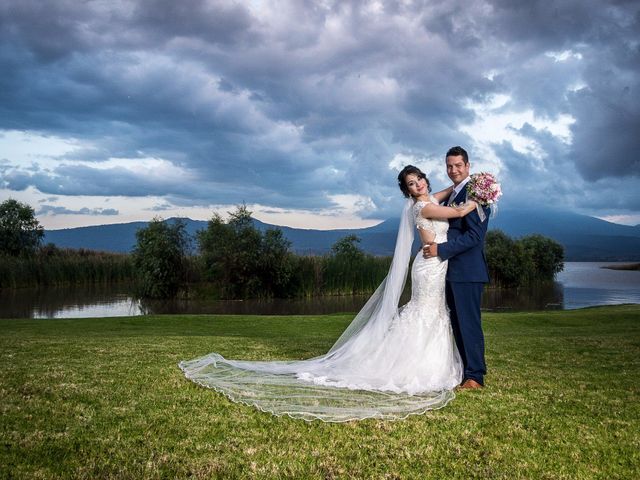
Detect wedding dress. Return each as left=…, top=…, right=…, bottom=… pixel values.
left=179, top=197, right=463, bottom=421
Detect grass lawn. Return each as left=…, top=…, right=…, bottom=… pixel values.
left=1, top=305, right=639, bottom=479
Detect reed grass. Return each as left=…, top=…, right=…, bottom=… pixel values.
left=0, top=248, right=135, bottom=289
left=289, top=255, right=391, bottom=297
left=0, top=249, right=390, bottom=299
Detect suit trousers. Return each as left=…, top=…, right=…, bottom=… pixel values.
left=445, top=281, right=486, bottom=385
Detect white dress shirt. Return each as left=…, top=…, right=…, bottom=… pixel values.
left=447, top=176, right=471, bottom=205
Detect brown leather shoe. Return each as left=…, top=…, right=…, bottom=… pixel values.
left=458, top=379, right=483, bottom=390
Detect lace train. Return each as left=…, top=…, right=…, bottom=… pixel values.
left=179, top=354, right=455, bottom=422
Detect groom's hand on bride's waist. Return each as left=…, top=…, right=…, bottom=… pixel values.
left=423, top=243, right=438, bottom=259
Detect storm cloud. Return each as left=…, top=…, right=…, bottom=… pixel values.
left=1, top=0, right=638, bottom=225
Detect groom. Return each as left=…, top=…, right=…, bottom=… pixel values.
left=423, top=146, right=490, bottom=389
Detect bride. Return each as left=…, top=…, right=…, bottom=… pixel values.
left=179, top=166, right=478, bottom=422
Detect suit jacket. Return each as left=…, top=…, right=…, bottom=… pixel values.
left=438, top=187, right=490, bottom=283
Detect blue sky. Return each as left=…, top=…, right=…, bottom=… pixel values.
left=1, top=0, right=639, bottom=230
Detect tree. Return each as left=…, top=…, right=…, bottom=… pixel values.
left=331, top=234, right=365, bottom=262
left=0, top=199, right=44, bottom=256
left=326, top=235, right=368, bottom=294
left=485, top=230, right=528, bottom=287
left=518, top=234, right=564, bottom=282
left=197, top=213, right=232, bottom=286
left=485, top=230, right=564, bottom=287
left=132, top=218, right=190, bottom=298
left=198, top=205, right=262, bottom=298
left=197, top=204, right=294, bottom=298
left=258, top=228, right=293, bottom=297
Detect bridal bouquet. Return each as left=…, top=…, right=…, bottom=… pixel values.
left=466, top=172, right=502, bottom=221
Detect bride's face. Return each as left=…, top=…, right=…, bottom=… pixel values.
left=405, top=174, right=428, bottom=197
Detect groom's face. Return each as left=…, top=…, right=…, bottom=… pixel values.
left=446, top=155, right=470, bottom=185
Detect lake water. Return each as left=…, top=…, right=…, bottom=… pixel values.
left=1, top=262, right=638, bottom=319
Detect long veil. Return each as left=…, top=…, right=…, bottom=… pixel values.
left=179, top=199, right=456, bottom=422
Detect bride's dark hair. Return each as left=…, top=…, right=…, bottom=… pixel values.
left=397, top=165, right=431, bottom=198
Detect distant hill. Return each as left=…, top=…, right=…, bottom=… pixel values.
left=490, top=209, right=640, bottom=261
left=43, top=208, right=640, bottom=261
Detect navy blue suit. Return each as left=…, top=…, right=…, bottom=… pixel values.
left=438, top=187, right=490, bottom=385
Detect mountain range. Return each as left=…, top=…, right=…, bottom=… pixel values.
left=43, top=208, right=640, bottom=261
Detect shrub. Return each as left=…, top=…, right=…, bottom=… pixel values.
left=133, top=218, right=190, bottom=299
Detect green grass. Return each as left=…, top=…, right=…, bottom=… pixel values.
left=1, top=306, right=639, bottom=479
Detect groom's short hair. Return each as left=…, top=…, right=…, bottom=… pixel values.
left=446, top=146, right=469, bottom=164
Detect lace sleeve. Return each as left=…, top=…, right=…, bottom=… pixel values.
left=413, top=201, right=435, bottom=232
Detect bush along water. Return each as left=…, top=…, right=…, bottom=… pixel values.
left=485, top=230, right=564, bottom=287
left=132, top=218, right=191, bottom=299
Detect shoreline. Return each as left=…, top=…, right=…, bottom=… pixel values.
left=602, top=263, right=640, bottom=271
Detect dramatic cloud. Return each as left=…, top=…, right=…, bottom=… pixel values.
left=1, top=0, right=638, bottom=228
left=36, top=205, right=119, bottom=216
